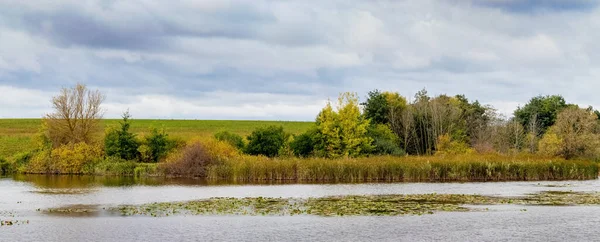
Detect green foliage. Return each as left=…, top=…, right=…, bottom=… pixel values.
left=290, top=128, right=318, bottom=157
left=214, top=131, right=245, bottom=150
left=315, top=93, right=373, bottom=158
left=0, top=119, right=313, bottom=159
left=0, top=157, right=12, bottom=175
left=362, top=90, right=408, bottom=125
left=94, top=157, right=139, bottom=175
left=137, top=144, right=153, bottom=163
left=143, top=128, right=179, bottom=163
left=245, top=126, right=289, bottom=157
left=105, top=111, right=140, bottom=160
left=514, top=95, right=568, bottom=134
left=366, top=124, right=405, bottom=156
left=362, top=89, right=390, bottom=124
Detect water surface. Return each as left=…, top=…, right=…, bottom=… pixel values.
left=2, top=175, right=600, bottom=241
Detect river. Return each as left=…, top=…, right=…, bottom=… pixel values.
left=2, top=175, right=600, bottom=241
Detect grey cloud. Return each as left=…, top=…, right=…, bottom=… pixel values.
left=1, top=0, right=600, bottom=120
left=468, top=0, right=598, bottom=13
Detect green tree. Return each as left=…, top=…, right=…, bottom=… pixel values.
left=315, top=92, right=372, bottom=158
left=514, top=95, right=568, bottom=134
left=366, top=124, right=404, bottom=156
left=362, top=89, right=390, bottom=124
left=144, top=128, right=171, bottom=162
left=290, top=128, right=318, bottom=157
left=245, top=126, right=289, bottom=157
left=105, top=111, right=140, bottom=160
left=214, top=131, right=245, bottom=150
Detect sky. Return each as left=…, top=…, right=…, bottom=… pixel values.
left=1, top=0, right=599, bottom=121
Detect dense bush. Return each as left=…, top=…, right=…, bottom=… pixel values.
left=94, top=157, right=139, bottom=175
left=290, top=129, right=318, bottom=157
left=435, top=134, right=473, bottom=155
left=245, top=126, right=289, bottom=157
left=105, top=111, right=140, bottom=160
left=161, top=139, right=239, bottom=177
left=0, top=157, right=12, bottom=175
left=50, top=143, right=103, bottom=174
left=214, top=131, right=245, bottom=150
left=366, top=124, right=405, bottom=156
left=142, top=129, right=182, bottom=162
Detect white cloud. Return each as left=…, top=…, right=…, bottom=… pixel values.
left=0, top=0, right=599, bottom=120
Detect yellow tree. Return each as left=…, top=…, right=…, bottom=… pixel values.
left=551, top=106, right=598, bottom=159
left=315, top=101, right=341, bottom=158
left=316, top=92, right=372, bottom=158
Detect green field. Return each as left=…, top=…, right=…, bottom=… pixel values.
left=0, top=119, right=314, bottom=158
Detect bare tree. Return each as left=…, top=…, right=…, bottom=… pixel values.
left=44, top=83, right=105, bottom=147
left=526, top=113, right=541, bottom=153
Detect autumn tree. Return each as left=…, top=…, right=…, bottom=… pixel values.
left=44, top=83, right=105, bottom=148
left=550, top=107, right=598, bottom=159
left=315, top=92, right=372, bottom=158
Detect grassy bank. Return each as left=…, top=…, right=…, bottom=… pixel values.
left=0, top=119, right=313, bottom=158
left=206, top=154, right=599, bottom=182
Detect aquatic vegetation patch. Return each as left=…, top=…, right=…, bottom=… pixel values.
left=44, top=204, right=103, bottom=217
left=109, top=191, right=600, bottom=217
left=1, top=220, right=29, bottom=226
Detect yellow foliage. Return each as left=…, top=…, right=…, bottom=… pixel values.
left=435, top=134, right=473, bottom=155
left=537, top=132, right=562, bottom=157
left=316, top=92, right=372, bottom=158
left=50, top=143, right=103, bottom=174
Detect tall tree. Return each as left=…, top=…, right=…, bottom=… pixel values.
left=315, top=93, right=372, bottom=158
left=514, top=95, right=568, bottom=134
left=44, top=83, right=105, bottom=147
left=105, top=110, right=140, bottom=160
left=362, top=89, right=390, bottom=124
left=551, top=107, right=598, bottom=159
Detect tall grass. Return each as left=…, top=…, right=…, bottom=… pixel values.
left=207, top=154, right=599, bottom=182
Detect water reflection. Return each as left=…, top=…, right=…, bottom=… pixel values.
left=10, top=174, right=325, bottom=188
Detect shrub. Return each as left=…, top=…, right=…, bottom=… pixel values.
left=94, top=157, right=138, bottom=175
left=0, top=157, right=12, bottom=175
left=50, top=143, right=103, bottom=174
left=161, top=139, right=239, bottom=177
left=214, top=131, right=245, bottom=150
left=143, top=128, right=182, bottom=162
left=26, top=150, right=52, bottom=174
left=105, top=111, right=140, bottom=160
left=137, top=144, right=153, bottom=163
left=436, top=134, right=473, bottom=155
left=366, top=124, right=404, bottom=156
left=12, top=151, right=34, bottom=172
left=538, top=132, right=562, bottom=157
left=290, top=129, right=318, bottom=157
left=245, top=126, right=289, bottom=157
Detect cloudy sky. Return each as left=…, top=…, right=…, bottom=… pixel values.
left=1, top=0, right=599, bottom=120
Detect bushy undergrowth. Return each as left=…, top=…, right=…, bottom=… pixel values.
left=0, top=157, right=12, bottom=175
left=214, top=131, right=245, bottom=150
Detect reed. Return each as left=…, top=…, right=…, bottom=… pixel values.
left=206, top=154, right=599, bottom=182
